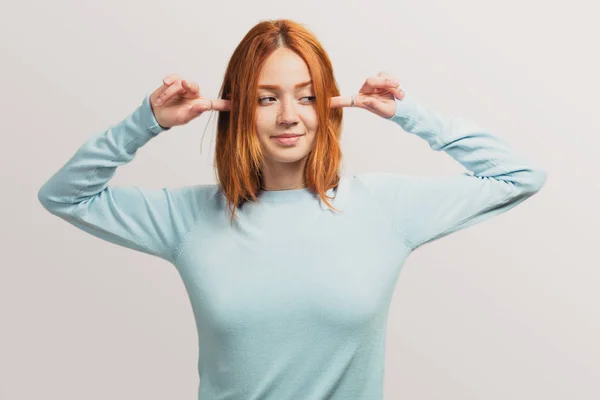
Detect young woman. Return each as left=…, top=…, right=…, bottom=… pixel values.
left=38, top=19, right=546, bottom=400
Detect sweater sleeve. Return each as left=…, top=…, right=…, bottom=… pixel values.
left=37, top=94, right=200, bottom=263
left=355, top=91, right=547, bottom=251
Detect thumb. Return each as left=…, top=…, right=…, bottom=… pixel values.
left=181, top=100, right=214, bottom=123
left=361, top=97, right=387, bottom=115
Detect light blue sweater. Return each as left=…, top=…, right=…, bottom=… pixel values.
left=38, top=90, right=546, bottom=399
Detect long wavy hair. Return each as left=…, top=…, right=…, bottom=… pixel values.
left=214, top=19, right=344, bottom=224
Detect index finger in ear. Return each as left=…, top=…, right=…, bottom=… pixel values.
left=192, top=98, right=231, bottom=112
left=329, top=96, right=353, bottom=108
left=212, top=99, right=231, bottom=111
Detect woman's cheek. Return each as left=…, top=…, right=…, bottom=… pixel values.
left=303, top=109, right=319, bottom=132
left=254, top=110, right=270, bottom=134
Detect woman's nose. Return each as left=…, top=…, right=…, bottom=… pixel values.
left=277, top=100, right=300, bottom=125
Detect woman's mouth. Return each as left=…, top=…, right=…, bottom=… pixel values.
left=272, top=134, right=304, bottom=146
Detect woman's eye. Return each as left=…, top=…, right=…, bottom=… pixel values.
left=258, top=96, right=316, bottom=104
left=259, top=96, right=276, bottom=104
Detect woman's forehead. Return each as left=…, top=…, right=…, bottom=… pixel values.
left=258, top=80, right=313, bottom=91
left=258, top=48, right=312, bottom=88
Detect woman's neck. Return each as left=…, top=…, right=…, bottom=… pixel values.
left=260, top=159, right=307, bottom=190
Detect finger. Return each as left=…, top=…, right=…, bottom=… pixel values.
left=330, top=96, right=352, bottom=108
left=190, top=98, right=231, bottom=114
left=329, top=95, right=371, bottom=109
left=395, top=87, right=405, bottom=99
left=360, top=76, right=401, bottom=95
left=211, top=98, right=231, bottom=111
left=377, top=71, right=395, bottom=80
left=152, top=74, right=179, bottom=101
left=183, top=100, right=212, bottom=122
left=163, top=74, right=180, bottom=85
left=182, top=79, right=201, bottom=97
left=373, top=73, right=405, bottom=99
left=181, top=102, right=205, bottom=123
left=154, top=81, right=185, bottom=106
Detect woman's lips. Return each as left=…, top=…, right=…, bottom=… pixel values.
left=272, top=134, right=304, bottom=145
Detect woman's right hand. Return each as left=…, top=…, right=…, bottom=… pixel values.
left=149, top=74, right=231, bottom=129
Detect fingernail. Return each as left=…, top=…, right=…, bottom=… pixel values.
left=164, top=78, right=171, bottom=84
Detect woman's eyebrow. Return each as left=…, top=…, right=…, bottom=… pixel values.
left=258, top=80, right=312, bottom=90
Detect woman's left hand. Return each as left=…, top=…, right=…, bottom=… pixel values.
left=330, top=72, right=405, bottom=118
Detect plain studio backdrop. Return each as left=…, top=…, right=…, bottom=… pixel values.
left=1, top=0, right=598, bottom=399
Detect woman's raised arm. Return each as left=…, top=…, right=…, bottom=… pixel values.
left=355, top=88, right=546, bottom=251
left=38, top=76, right=226, bottom=262
left=333, top=72, right=547, bottom=251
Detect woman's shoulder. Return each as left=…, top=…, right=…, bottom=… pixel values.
left=164, top=183, right=222, bottom=216
left=343, top=172, right=418, bottom=192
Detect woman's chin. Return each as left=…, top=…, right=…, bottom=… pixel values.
left=265, top=150, right=310, bottom=164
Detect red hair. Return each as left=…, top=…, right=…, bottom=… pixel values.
left=214, top=19, right=344, bottom=224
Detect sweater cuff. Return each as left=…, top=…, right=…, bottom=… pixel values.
left=140, top=94, right=171, bottom=136
left=385, top=90, right=421, bottom=125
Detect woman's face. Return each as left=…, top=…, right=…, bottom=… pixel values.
left=255, top=47, right=319, bottom=168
